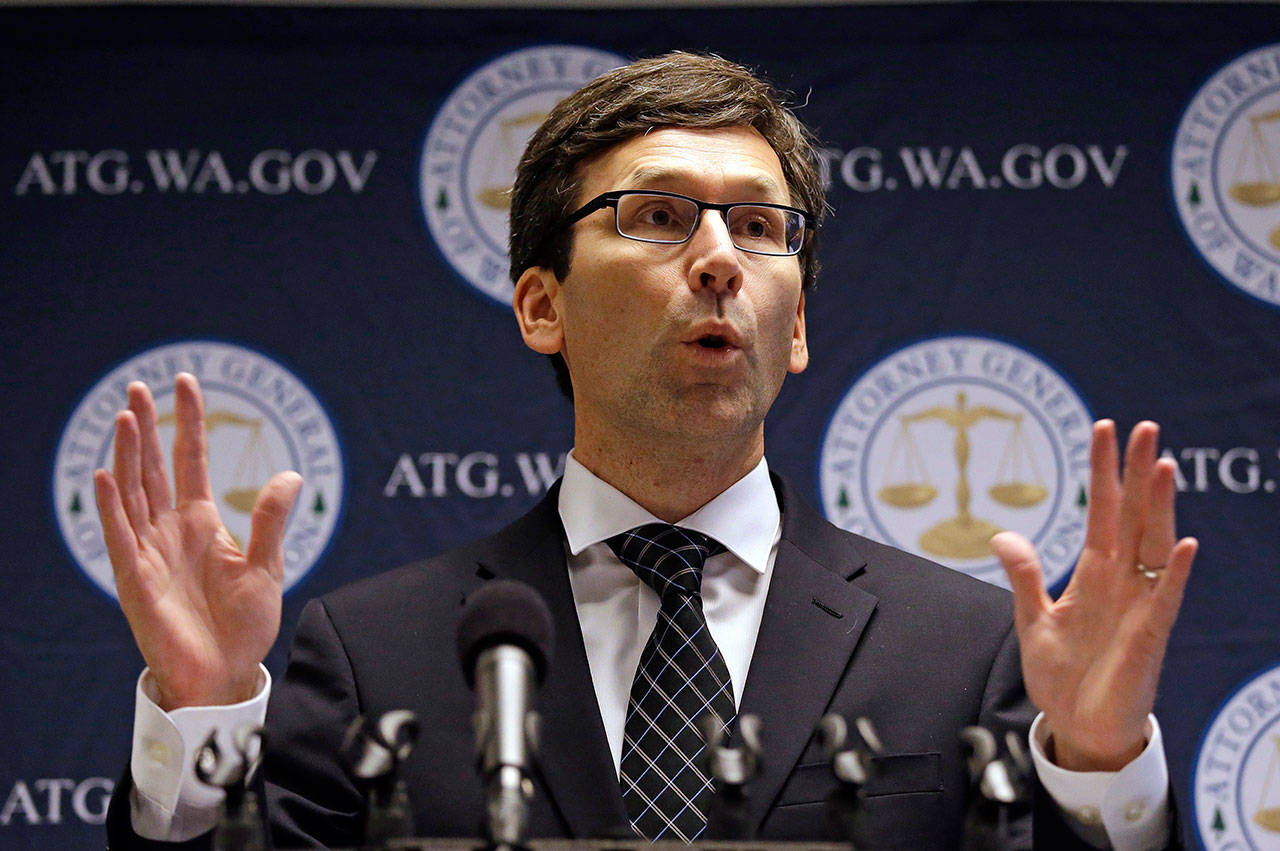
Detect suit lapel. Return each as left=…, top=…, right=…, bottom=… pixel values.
left=739, top=477, right=879, bottom=833
left=469, top=476, right=881, bottom=839
left=475, top=487, right=630, bottom=839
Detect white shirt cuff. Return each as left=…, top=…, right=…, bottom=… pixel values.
left=128, top=666, right=271, bottom=842
left=1030, top=713, right=1170, bottom=851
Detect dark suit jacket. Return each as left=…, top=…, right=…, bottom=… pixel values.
left=109, top=476, right=1130, bottom=849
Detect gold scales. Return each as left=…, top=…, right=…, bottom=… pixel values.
left=156, top=409, right=276, bottom=515
left=878, top=391, right=1047, bottom=559
left=1256, top=735, right=1280, bottom=833
left=1228, top=108, right=1280, bottom=251
left=475, top=111, right=548, bottom=210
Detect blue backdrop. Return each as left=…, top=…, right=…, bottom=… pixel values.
left=4, top=4, right=1280, bottom=848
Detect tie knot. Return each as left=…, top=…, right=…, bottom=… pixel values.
left=606, top=523, right=725, bottom=601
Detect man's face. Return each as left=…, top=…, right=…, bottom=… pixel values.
left=515, top=125, right=809, bottom=452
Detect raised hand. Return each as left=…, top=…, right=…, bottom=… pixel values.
left=94, top=373, right=302, bottom=711
left=991, top=420, right=1197, bottom=771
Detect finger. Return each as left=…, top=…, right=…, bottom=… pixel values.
left=246, top=471, right=303, bottom=582
left=112, top=410, right=150, bottom=531
left=127, top=382, right=173, bottom=518
left=1116, top=421, right=1159, bottom=565
left=1138, top=458, right=1178, bottom=569
left=1148, top=537, right=1197, bottom=635
left=1084, top=420, right=1121, bottom=552
left=172, top=373, right=213, bottom=504
left=93, top=468, right=140, bottom=581
left=991, top=531, right=1051, bottom=633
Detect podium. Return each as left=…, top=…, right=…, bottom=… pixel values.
left=373, top=842, right=851, bottom=851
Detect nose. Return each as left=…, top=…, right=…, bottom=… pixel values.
left=686, top=210, right=743, bottom=295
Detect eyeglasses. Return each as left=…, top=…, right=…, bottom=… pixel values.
left=563, top=190, right=812, bottom=257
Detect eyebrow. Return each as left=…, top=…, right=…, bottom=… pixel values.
left=622, top=166, right=787, bottom=201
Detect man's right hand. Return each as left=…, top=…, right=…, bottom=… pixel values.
left=94, top=372, right=302, bottom=711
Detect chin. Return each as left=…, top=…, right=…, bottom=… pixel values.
left=670, top=388, right=767, bottom=437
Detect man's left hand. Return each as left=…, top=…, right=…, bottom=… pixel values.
left=991, top=419, right=1198, bottom=771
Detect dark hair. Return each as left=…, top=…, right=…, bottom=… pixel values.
left=509, top=51, right=825, bottom=398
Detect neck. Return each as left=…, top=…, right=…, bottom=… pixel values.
left=572, top=427, right=765, bottom=523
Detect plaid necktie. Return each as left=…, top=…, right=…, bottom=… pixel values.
left=606, top=523, right=735, bottom=842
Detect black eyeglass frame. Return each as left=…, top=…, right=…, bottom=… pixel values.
left=562, top=189, right=813, bottom=257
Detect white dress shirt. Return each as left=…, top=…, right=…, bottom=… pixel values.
left=559, top=453, right=779, bottom=773
left=129, top=452, right=1170, bottom=848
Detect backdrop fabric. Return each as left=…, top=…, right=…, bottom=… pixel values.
left=3, top=5, right=1280, bottom=849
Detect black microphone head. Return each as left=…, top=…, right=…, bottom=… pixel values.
left=456, top=579, right=554, bottom=688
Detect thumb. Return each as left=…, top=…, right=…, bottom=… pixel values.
left=991, top=531, right=1050, bottom=631
left=246, top=471, right=303, bottom=579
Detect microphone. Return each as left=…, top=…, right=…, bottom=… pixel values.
left=193, top=723, right=266, bottom=851
left=700, top=712, right=763, bottom=840
left=817, top=714, right=882, bottom=847
left=959, top=726, right=1032, bottom=851
left=339, top=710, right=420, bottom=844
left=456, top=580, right=555, bottom=848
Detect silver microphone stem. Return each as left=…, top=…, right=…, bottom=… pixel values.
left=475, top=645, right=535, bottom=845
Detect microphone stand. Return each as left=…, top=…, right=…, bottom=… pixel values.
left=472, top=646, right=541, bottom=851
left=455, top=580, right=555, bottom=851
left=817, top=714, right=882, bottom=849
left=701, top=712, right=763, bottom=840
left=194, top=723, right=267, bottom=851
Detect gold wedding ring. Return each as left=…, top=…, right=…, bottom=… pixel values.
left=1136, top=563, right=1165, bottom=580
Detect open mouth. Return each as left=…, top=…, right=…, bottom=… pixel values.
left=697, top=335, right=729, bottom=349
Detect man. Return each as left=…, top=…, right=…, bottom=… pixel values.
left=99, top=53, right=1196, bottom=849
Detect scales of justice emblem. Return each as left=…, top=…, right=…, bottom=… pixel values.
left=472, top=111, right=546, bottom=213
left=1256, top=737, right=1280, bottom=834
left=819, top=336, right=1091, bottom=589
left=1172, top=42, right=1280, bottom=308
left=1193, top=663, right=1280, bottom=850
left=1225, top=103, right=1280, bottom=252
left=154, top=407, right=281, bottom=550
left=53, top=341, right=344, bottom=600
left=878, top=390, right=1047, bottom=560
left=420, top=45, right=627, bottom=304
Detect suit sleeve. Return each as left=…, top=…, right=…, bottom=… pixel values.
left=257, top=598, right=368, bottom=848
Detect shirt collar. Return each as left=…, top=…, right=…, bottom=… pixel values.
left=558, top=452, right=778, bottom=575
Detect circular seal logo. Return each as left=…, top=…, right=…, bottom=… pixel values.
left=52, top=341, right=344, bottom=600
left=1172, top=43, right=1280, bottom=307
left=818, top=336, right=1093, bottom=589
left=420, top=44, right=627, bottom=304
left=1192, top=663, right=1280, bottom=850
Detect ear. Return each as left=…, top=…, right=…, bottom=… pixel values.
left=513, top=266, right=565, bottom=356
left=788, top=290, right=809, bottom=374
